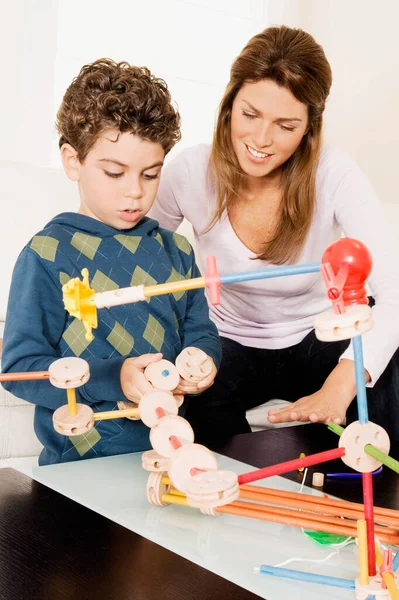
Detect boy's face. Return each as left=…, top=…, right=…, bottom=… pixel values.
left=63, top=130, right=165, bottom=230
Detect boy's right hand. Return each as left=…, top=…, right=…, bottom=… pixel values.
left=120, top=353, right=162, bottom=403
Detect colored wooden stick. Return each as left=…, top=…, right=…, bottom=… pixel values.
left=217, top=502, right=387, bottom=541
left=363, top=472, right=377, bottom=576
left=238, top=488, right=399, bottom=529
left=66, top=388, right=77, bottom=416
left=239, top=483, right=399, bottom=522
left=93, top=408, right=140, bottom=420
left=352, top=335, right=369, bottom=424
left=163, top=476, right=399, bottom=524
left=144, top=277, right=205, bottom=298
left=365, top=444, right=399, bottom=475
left=228, top=500, right=399, bottom=543
left=0, top=371, right=49, bottom=381
left=162, top=493, right=189, bottom=507
left=238, top=447, right=346, bottom=484
left=357, top=519, right=369, bottom=586
left=220, top=262, right=321, bottom=285
left=255, top=564, right=355, bottom=590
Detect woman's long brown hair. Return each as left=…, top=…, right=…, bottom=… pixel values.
left=209, top=26, right=332, bottom=263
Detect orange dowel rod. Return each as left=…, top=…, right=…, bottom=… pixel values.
left=230, top=500, right=399, bottom=544
left=240, top=484, right=399, bottom=521
left=238, top=447, right=346, bottom=484
left=239, top=489, right=399, bottom=529
left=362, top=472, right=377, bottom=577
left=217, top=503, right=368, bottom=539
left=0, top=371, right=49, bottom=381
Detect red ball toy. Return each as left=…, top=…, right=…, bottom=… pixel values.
left=322, top=238, right=372, bottom=306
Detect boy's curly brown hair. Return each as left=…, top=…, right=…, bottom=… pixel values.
left=56, top=58, right=181, bottom=161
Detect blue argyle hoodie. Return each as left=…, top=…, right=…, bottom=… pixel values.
left=1, top=213, right=221, bottom=465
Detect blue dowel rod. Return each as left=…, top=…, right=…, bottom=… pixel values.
left=392, top=549, right=399, bottom=572
left=255, top=564, right=355, bottom=589
left=220, top=262, right=321, bottom=285
left=352, top=335, right=369, bottom=424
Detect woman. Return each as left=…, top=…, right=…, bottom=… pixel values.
left=150, top=26, right=399, bottom=447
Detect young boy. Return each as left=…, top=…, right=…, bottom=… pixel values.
left=1, top=59, right=221, bottom=466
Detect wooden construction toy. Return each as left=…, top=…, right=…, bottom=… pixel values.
left=5, top=237, right=399, bottom=598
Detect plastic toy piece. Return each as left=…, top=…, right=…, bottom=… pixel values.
left=142, top=450, right=169, bottom=473
left=380, top=549, right=394, bottom=587
left=62, top=268, right=97, bottom=341
left=93, top=284, right=146, bottom=308
left=144, top=359, right=180, bottom=391
left=314, top=304, right=373, bottom=341
left=117, top=400, right=141, bottom=420
left=339, top=421, right=390, bottom=473
left=168, top=443, right=218, bottom=494
left=320, top=261, right=349, bottom=314
left=150, top=415, right=194, bottom=458
left=139, top=391, right=178, bottom=428
left=53, top=403, right=94, bottom=436
left=186, top=470, right=239, bottom=508
left=175, top=347, right=213, bottom=382
left=204, top=255, right=222, bottom=305
left=322, top=238, right=373, bottom=308
left=312, top=472, right=325, bottom=488
left=375, top=545, right=399, bottom=599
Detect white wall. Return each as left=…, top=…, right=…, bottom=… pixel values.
left=1, top=0, right=398, bottom=320
left=270, top=0, right=399, bottom=206
left=0, top=0, right=267, bottom=319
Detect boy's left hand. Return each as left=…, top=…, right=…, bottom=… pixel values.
left=174, top=355, right=217, bottom=395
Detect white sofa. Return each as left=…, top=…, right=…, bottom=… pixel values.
left=1, top=160, right=399, bottom=463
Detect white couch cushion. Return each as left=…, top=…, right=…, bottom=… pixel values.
left=0, top=382, right=43, bottom=459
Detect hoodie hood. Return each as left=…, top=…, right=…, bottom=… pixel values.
left=45, top=212, right=159, bottom=238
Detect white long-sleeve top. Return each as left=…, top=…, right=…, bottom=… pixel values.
left=150, top=143, right=399, bottom=386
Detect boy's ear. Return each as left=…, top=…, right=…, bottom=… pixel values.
left=60, top=144, right=81, bottom=181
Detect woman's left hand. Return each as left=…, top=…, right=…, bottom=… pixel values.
left=267, top=358, right=370, bottom=425
left=267, top=388, right=350, bottom=424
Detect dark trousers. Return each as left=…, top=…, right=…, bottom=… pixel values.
left=184, top=330, right=399, bottom=448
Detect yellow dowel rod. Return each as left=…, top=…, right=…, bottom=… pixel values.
left=162, top=493, right=190, bottom=506
left=375, top=544, right=399, bottom=600
left=161, top=476, right=186, bottom=497
left=144, top=277, right=205, bottom=298
left=66, top=388, right=77, bottom=416
left=357, top=519, right=369, bottom=586
left=169, top=488, right=186, bottom=498
left=93, top=408, right=140, bottom=421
